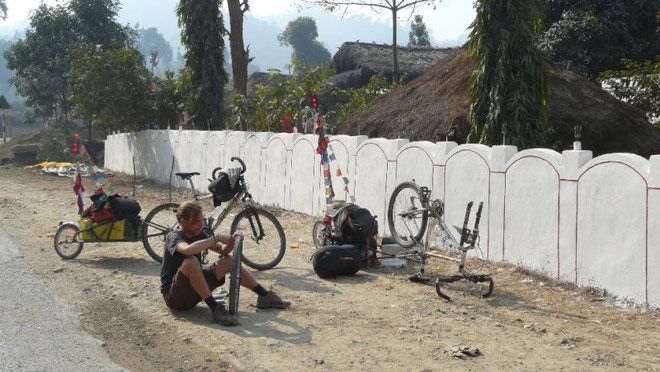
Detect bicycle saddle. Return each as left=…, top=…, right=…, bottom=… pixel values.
left=174, top=171, right=200, bottom=180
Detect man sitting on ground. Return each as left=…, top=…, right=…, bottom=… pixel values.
left=161, top=201, right=290, bottom=325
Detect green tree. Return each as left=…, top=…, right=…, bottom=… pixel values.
left=68, top=0, right=132, bottom=48
left=537, top=0, right=660, bottom=80
left=599, top=57, right=660, bottom=127
left=278, top=17, right=331, bottom=70
left=152, top=70, right=184, bottom=129
left=468, top=0, right=549, bottom=149
left=1, top=0, right=7, bottom=20
left=68, top=43, right=152, bottom=132
left=227, top=0, right=253, bottom=105
left=5, top=4, right=77, bottom=123
left=306, top=0, right=443, bottom=82
left=4, top=0, right=132, bottom=125
left=177, top=0, right=227, bottom=130
left=408, top=15, right=431, bottom=46
left=135, top=26, right=173, bottom=69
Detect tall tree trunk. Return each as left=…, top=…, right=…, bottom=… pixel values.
left=227, top=0, right=249, bottom=131
left=392, top=6, right=399, bottom=83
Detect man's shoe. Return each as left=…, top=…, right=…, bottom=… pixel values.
left=212, top=305, right=238, bottom=326
left=257, top=291, right=291, bottom=309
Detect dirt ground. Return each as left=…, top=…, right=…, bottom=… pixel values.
left=0, top=167, right=658, bottom=371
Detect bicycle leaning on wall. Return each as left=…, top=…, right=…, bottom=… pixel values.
left=142, top=157, right=287, bottom=270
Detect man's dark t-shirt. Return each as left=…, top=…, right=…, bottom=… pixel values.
left=160, top=230, right=208, bottom=294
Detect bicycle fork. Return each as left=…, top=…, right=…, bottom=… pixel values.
left=434, top=201, right=495, bottom=301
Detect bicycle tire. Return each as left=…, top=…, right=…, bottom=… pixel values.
left=229, top=208, right=286, bottom=270
left=387, top=181, right=429, bottom=248
left=311, top=220, right=327, bottom=250
left=141, top=202, right=180, bottom=263
left=228, top=236, right=243, bottom=316
left=54, top=223, right=84, bottom=259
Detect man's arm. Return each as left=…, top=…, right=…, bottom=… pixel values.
left=175, top=236, right=219, bottom=256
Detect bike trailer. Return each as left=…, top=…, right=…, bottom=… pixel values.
left=208, top=168, right=241, bottom=206
left=312, top=244, right=364, bottom=278
left=79, top=216, right=140, bottom=242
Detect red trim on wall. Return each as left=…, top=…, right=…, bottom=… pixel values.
left=443, top=149, right=491, bottom=257
left=576, top=160, right=649, bottom=303
left=503, top=155, right=561, bottom=279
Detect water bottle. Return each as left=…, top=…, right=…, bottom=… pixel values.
left=440, top=233, right=454, bottom=251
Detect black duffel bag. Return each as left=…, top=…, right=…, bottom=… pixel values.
left=109, top=196, right=141, bottom=219
left=312, top=244, right=363, bottom=278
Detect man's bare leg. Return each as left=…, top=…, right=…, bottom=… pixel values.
left=180, top=256, right=212, bottom=299
left=213, top=255, right=258, bottom=290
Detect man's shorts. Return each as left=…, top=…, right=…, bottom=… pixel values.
left=163, top=261, right=226, bottom=310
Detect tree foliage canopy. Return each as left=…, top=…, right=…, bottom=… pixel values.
left=408, top=15, right=431, bottom=47
left=177, top=0, right=227, bottom=130
left=599, top=57, right=660, bottom=127
left=468, top=0, right=549, bottom=149
left=3, top=0, right=132, bottom=124
left=135, top=26, right=173, bottom=68
left=68, top=43, right=152, bottom=131
left=0, top=0, right=7, bottom=20
left=278, top=17, right=331, bottom=69
left=537, top=0, right=660, bottom=80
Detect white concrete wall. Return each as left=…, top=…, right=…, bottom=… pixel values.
left=105, top=129, right=660, bottom=307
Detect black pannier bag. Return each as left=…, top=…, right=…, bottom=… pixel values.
left=208, top=170, right=241, bottom=206
left=332, top=203, right=378, bottom=243
left=312, top=244, right=363, bottom=278
left=109, top=196, right=141, bottom=219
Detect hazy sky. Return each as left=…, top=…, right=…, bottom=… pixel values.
left=1, top=0, right=475, bottom=45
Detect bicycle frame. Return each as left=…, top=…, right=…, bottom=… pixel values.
left=388, top=183, right=494, bottom=301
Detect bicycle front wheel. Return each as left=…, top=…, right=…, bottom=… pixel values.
left=228, top=236, right=243, bottom=316
left=142, top=202, right=180, bottom=263
left=387, top=181, right=428, bottom=248
left=230, top=208, right=286, bottom=270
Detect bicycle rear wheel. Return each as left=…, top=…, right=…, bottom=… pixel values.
left=230, top=208, right=286, bottom=270
left=312, top=220, right=327, bottom=250
left=228, top=236, right=243, bottom=316
left=141, top=202, right=180, bottom=263
left=387, top=181, right=428, bottom=248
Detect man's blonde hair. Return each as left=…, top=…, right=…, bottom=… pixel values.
left=175, top=201, right=202, bottom=222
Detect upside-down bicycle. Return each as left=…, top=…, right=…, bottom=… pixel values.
left=142, top=157, right=287, bottom=270
left=386, top=180, right=494, bottom=301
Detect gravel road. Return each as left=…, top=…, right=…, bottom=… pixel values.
left=0, top=226, right=124, bottom=371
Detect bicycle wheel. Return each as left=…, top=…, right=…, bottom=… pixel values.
left=312, top=220, right=327, bottom=250
left=230, top=208, right=286, bottom=270
left=141, top=202, right=180, bottom=263
left=54, top=223, right=84, bottom=259
left=387, top=181, right=429, bottom=248
left=228, top=236, right=243, bottom=316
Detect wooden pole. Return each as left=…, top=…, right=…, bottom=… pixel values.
left=169, top=155, right=175, bottom=202
left=132, top=155, right=137, bottom=196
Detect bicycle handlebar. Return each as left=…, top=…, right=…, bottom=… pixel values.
left=211, top=157, right=246, bottom=180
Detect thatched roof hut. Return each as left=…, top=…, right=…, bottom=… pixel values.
left=327, top=42, right=456, bottom=89
left=246, top=72, right=291, bottom=98
left=335, top=48, right=660, bottom=158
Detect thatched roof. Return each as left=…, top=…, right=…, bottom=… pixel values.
left=327, top=42, right=456, bottom=89
left=246, top=72, right=291, bottom=98
left=335, top=48, right=660, bottom=158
